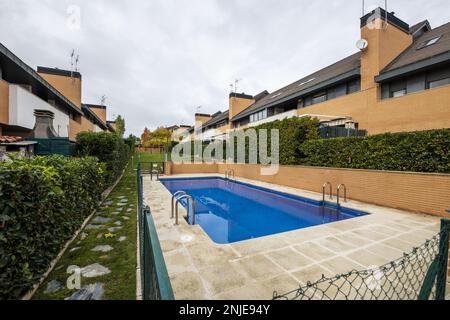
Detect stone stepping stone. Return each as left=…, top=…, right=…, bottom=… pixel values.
left=92, top=217, right=111, bottom=224
left=92, top=245, right=114, bottom=253
left=127, top=208, right=133, bottom=212
left=65, top=283, right=104, bottom=300
left=114, top=221, right=122, bottom=226
left=80, top=264, right=111, bottom=278
left=117, top=203, right=127, bottom=206
left=86, top=224, right=103, bottom=230
left=117, top=196, right=126, bottom=199
left=108, top=227, right=122, bottom=233
left=111, top=211, right=121, bottom=216
left=118, top=236, right=127, bottom=242
left=70, top=247, right=81, bottom=253
left=103, top=200, right=114, bottom=206
left=122, top=217, right=130, bottom=221
left=45, top=280, right=63, bottom=294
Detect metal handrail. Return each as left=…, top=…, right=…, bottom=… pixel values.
left=171, top=191, right=187, bottom=218
left=175, top=195, right=196, bottom=226
left=151, top=169, right=160, bottom=181
left=225, top=169, right=235, bottom=180
left=337, top=184, right=347, bottom=206
left=322, top=182, right=333, bottom=202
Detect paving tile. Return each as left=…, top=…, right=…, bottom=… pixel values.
left=164, top=249, right=196, bottom=275
left=319, top=256, right=364, bottom=275
left=346, top=250, right=391, bottom=268
left=293, top=242, right=336, bottom=262
left=230, top=255, right=284, bottom=280
left=365, top=243, right=404, bottom=261
left=230, top=236, right=290, bottom=256
left=291, top=264, right=332, bottom=285
left=185, top=242, right=238, bottom=270
left=214, top=283, right=273, bottom=300
left=170, top=272, right=208, bottom=300
left=261, top=274, right=300, bottom=297
left=316, top=237, right=356, bottom=253
left=265, top=248, right=314, bottom=271
left=200, top=262, right=248, bottom=296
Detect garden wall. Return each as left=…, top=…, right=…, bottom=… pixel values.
left=166, top=162, right=450, bottom=217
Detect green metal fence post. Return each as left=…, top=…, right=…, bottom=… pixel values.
left=436, top=219, right=450, bottom=300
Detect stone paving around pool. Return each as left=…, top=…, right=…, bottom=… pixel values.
left=143, top=174, right=444, bottom=300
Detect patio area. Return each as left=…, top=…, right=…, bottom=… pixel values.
left=143, top=174, right=442, bottom=300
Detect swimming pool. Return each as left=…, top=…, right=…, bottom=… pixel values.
left=161, top=177, right=368, bottom=244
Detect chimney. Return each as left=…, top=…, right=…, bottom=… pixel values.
left=37, top=67, right=82, bottom=109
left=360, top=8, right=413, bottom=91
left=32, top=110, right=58, bottom=138
left=229, top=92, right=255, bottom=119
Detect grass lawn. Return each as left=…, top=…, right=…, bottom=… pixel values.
left=33, top=158, right=138, bottom=300
left=134, top=151, right=168, bottom=164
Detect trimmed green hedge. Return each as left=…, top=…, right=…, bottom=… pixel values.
left=76, top=132, right=131, bottom=184
left=300, top=129, right=450, bottom=173
left=0, top=156, right=105, bottom=299
left=182, top=117, right=320, bottom=164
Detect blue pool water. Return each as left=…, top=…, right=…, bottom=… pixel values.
left=161, top=177, right=368, bottom=244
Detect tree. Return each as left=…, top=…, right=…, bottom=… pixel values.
left=115, top=115, right=125, bottom=137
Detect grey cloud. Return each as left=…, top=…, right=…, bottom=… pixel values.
left=0, top=0, right=449, bottom=135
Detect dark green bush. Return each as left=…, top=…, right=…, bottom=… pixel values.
left=300, top=129, right=450, bottom=173
left=76, top=131, right=131, bottom=184
left=177, top=117, right=320, bottom=164
left=0, top=155, right=105, bottom=299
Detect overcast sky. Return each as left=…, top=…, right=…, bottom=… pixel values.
left=0, top=0, right=449, bottom=136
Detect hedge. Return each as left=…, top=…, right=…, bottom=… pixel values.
left=76, top=132, right=131, bottom=184
left=181, top=117, right=320, bottom=164
left=0, top=156, right=105, bottom=299
left=300, top=129, right=450, bottom=173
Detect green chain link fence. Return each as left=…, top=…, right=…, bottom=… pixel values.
left=273, top=219, right=450, bottom=300
left=137, top=163, right=174, bottom=300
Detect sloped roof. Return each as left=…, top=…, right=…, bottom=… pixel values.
left=409, top=20, right=431, bottom=36
left=81, top=104, right=108, bottom=130
left=231, top=52, right=361, bottom=121
left=202, top=110, right=229, bottom=130
left=379, top=21, right=450, bottom=77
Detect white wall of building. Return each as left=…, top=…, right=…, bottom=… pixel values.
left=8, top=85, right=70, bottom=137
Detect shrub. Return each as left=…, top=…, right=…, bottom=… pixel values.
left=0, top=155, right=105, bottom=299
left=177, top=117, right=320, bottom=164
left=76, top=131, right=131, bottom=184
left=300, top=129, right=450, bottom=173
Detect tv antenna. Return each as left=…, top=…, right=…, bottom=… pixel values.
left=230, top=78, right=242, bottom=94
left=196, top=106, right=202, bottom=113
left=70, top=49, right=80, bottom=81
left=101, top=95, right=107, bottom=106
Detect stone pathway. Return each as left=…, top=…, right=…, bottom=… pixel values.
left=35, top=187, right=135, bottom=300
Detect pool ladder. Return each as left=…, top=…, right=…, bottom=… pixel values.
left=322, top=182, right=348, bottom=206
left=225, top=169, right=235, bottom=180
left=171, top=191, right=196, bottom=225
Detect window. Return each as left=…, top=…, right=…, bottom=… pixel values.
left=347, top=79, right=361, bottom=94
left=429, top=78, right=450, bottom=89
left=312, top=92, right=327, bottom=105
left=392, top=89, right=406, bottom=98
left=249, top=110, right=267, bottom=123
left=417, top=36, right=442, bottom=50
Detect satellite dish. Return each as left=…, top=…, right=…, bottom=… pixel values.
left=356, top=39, right=369, bottom=51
